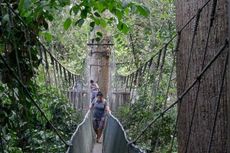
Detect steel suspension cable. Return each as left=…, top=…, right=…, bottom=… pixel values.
left=168, top=6, right=206, bottom=153
left=163, top=48, right=176, bottom=109
left=207, top=47, right=229, bottom=153
left=156, top=44, right=168, bottom=93
left=0, top=55, right=68, bottom=146
left=5, top=2, right=78, bottom=78
left=51, top=57, right=58, bottom=89
left=130, top=40, right=228, bottom=144
left=152, top=46, right=176, bottom=153
left=183, top=1, right=218, bottom=152
left=168, top=7, right=201, bottom=153
left=134, top=33, right=181, bottom=145
left=123, top=0, right=213, bottom=80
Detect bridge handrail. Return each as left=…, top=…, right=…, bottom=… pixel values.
left=109, top=112, right=141, bottom=148
left=103, top=112, right=145, bottom=153
left=67, top=110, right=91, bottom=145
left=66, top=110, right=95, bottom=153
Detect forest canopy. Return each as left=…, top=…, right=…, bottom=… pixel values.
left=0, top=0, right=176, bottom=152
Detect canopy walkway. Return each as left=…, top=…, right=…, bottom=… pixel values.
left=1, top=0, right=230, bottom=153
left=66, top=111, right=143, bottom=153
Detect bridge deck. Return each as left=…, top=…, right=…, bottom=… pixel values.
left=92, top=143, right=102, bottom=153
left=92, top=135, right=103, bottom=153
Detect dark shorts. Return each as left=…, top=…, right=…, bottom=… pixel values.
left=93, top=118, right=105, bottom=130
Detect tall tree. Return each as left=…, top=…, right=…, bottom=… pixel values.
left=176, top=0, right=229, bottom=153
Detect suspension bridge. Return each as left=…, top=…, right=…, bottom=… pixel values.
left=1, top=0, right=229, bottom=153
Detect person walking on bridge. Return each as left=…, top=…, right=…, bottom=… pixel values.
left=90, top=80, right=99, bottom=103
left=90, top=91, right=110, bottom=143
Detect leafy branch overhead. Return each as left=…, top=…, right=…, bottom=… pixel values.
left=19, top=0, right=150, bottom=34
left=1, top=0, right=177, bottom=152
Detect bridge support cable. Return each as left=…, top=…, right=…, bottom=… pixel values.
left=0, top=54, right=69, bottom=146
left=168, top=32, right=182, bottom=153
left=121, top=0, right=224, bottom=151
left=168, top=2, right=218, bottom=153
left=183, top=0, right=218, bottom=152
left=1, top=2, right=83, bottom=150
left=111, top=0, right=226, bottom=151
left=129, top=40, right=228, bottom=145
left=169, top=7, right=202, bottom=153
left=152, top=44, right=177, bottom=152
left=207, top=50, right=229, bottom=153
left=121, top=0, right=211, bottom=142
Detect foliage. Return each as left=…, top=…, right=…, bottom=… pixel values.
left=42, top=8, right=90, bottom=74
left=112, top=0, right=176, bottom=74
left=116, top=52, right=177, bottom=152
left=0, top=80, right=81, bottom=152
left=0, top=1, right=148, bottom=151
left=0, top=0, right=177, bottom=152
left=117, top=86, right=177, bottom=152
left=18, top=0, right=150, bottom=33
left=115, top=1, right=177, bottom=151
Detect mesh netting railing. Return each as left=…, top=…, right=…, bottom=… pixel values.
left=66, top=111, right=96, bottom=153
left=103, top=113, right=144, bottom=153
left=66, top=111, right=144, bottom=153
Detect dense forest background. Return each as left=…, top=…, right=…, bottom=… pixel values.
left=0, top=0, right=176, bottom=152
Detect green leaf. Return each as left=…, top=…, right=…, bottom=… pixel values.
left=90, top=21, right=95, bottom=31
left=93, top=18, right=107, bottom=28
left=81, top=8, right=88, bottom=18
left=136, top=5, right=150, bottom=17
left=94, top=12, right=101, bottom=17
left=63, top=18, right=72, bottom=30
left=43, top=32, right=52, bottom=42
left=2, top=14, right=9, bottom=22
left=95, top=37, right=101, bottom=42
left=58, top=0, right=70, bottom=7
left=94, top=18, right=100, bottom=25
left=75, top=18, right=85, bottom=27
left=96, top=32, right=103, bottom=37
left=70, top=5, right=80, bottom=15
left=19, top=0, right=30, bottom=12
left=44, top=12, right=54, bottom=21
left=114, top=8, right=123, bottom=20
left=90, top=21, right=95, bottom=28
left=117, top=22, right=129, bottom=34
left=95, top=2, right=105, bottom=12
left=99, top=19, right=107, bottom=28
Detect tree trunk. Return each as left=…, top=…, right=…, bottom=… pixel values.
left=176, top=0, right=229, bottom=153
